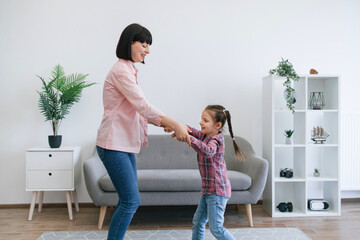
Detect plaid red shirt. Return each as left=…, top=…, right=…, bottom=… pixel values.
left=188, top=126, right=231, bottom=198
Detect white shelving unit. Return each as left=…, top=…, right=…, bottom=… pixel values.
left=262, top=74, right=341, bottom=217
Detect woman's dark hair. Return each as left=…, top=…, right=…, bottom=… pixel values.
left=116, top=23, right=152, bottom=63
left=205, top=105, right=247, bottom=161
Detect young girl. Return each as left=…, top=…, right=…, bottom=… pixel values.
left=167, top=104, right=246, bottom=240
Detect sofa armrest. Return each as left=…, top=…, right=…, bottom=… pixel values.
left=83, top=148, right=108, bottom=206
left=230, top=154, right=268, bottom=203
left=247, top=155, right=268, bottom=203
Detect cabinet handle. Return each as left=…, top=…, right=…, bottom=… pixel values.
left=49, top=154, right=52, bottom=157
left=48, top=173, right=52, bottom=176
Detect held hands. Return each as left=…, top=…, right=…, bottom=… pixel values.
left=162, top=126, right=176, bottom=137
left=163, top=127, right=173, bottom=133
left=162, top=124, right=191, bottom=147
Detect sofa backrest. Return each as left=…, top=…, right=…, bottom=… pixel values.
left=136, top=135, right=198, bottom=169
left=223, top=135, right=256, bottom=171
left=136, top=135, right=255, bottom=170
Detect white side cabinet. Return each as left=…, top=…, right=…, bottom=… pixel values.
left=26, top=146, right=81, bottom=220
left=262, top=75, right=340, bottom=217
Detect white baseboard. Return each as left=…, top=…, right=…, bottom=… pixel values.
left=341, top=190, right=360, bottom=199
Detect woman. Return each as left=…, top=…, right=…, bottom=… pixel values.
left=96, top=23, right=190, bottom=240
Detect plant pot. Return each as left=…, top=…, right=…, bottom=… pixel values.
left=285, top=138, right=292, bottom=144
left=313, top=172, right=320, bottom=177
left=48, top=135, right=62, bottom=148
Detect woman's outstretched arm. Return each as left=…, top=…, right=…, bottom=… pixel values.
left=160, top=116, right=191, bottom=147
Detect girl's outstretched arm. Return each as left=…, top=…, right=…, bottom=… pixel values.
left=190, top=137, right=219, bottom=158
left=187, top=126, right=202, bottom=139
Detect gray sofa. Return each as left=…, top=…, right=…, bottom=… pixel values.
left=83, top=135, right=268, bottom=229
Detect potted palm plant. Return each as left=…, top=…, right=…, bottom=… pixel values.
left=37, top=64, right=95, bottom=148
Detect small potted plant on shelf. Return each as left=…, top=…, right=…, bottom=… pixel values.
left=284, top=129, right=294, bottom=144
left=269, top=58, right=300, bottom=113
left=314, top=169, right=320, bottom=177
left=37, top=64, right=95, bottom=148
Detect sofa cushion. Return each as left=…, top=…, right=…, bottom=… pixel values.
left=138, top=169, right=202, bottom=191
left=227, top=170, right=252, bottom=190
left=99, top=169, right=251, bottom=192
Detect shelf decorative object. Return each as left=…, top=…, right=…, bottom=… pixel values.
left=309, top=92, right=325, bottom=110
left=310, top=68, right=319, bottom=74
left=311, top=126, right=329, bottom=144
left=280, top=168, right=293, bottom=178
left=284, top=129, right=294, bottom=144
left=37, top=65, right=95, bottom=148
left=277, top=202, right=293, bottom=212
left=269, top=58, right=300, bottom=113
left=308, top=200, right=329, bottom=211
left=313, top=169, right=320, bottom=177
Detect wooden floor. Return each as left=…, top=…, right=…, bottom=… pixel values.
left=1, top=200, right=360, bottom=240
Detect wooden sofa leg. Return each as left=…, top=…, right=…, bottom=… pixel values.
left=98, top=206, right=107, bottom=229
left=245, top=204, right=253, bottom=227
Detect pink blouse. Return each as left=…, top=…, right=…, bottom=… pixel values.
left=96, top=59, right=165, bottom=153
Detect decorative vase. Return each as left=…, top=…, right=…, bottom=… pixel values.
left=48, top=135, right=62, bottom=148
left=309, top=92, right=325, bottom=110
left=313, top=171, right=320, bottom=177
left=283, top=89, right=296, bottom=105
left=285, top=138, right=292, bottom=144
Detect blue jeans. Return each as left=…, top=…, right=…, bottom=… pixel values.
left=192, top=194, right=235, bottom=240
left=96, top=146, right=141, bottom=240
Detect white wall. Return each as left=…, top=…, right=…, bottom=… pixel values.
left=1, top=0, right=359, bottom=204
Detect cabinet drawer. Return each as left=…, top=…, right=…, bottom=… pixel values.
left=26, top=152, right=73, bottom=170
left=27, top=170, right=73, bottom=189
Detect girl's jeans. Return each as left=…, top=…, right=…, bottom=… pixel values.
left=96, top=146, right=141, bottom=240
left=192, top=194, right=235, bottom=240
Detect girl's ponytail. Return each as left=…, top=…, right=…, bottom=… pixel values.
left=223, top=110, right=247, bottom=161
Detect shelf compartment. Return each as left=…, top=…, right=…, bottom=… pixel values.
left=306, top=146, right=338, bottom=179
left=306, top=181, right=340, bottom=215
left=306, top=209, right=340, bottom=216
left=275, top=144, right=306, bottom=148
left=275, top=182, right=306, bottom=215
left=307, top=111, right=338, bottom=144
left=307, top=177, right=338, bottom=182
left=273, top=209, right=306, bottom=217
left=307, top=76, right=338, bottom=110
left=274, top=111, right=305, bottom=145
left=306, top=144, right=338, bottom=147
left=275, top=147, right=305, bottom=179
left=275, top=177, right=305, bottom=182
